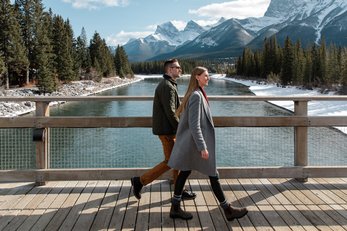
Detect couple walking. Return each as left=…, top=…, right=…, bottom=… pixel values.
left=131, top=58, right=248, bottom=221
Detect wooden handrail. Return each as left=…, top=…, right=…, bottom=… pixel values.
left=1, top=116, right=347, bottom=128
left=1, top=96, right=346, bottom=184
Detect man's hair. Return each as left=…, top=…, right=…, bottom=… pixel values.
left=164, top=58, right=178, bottom=72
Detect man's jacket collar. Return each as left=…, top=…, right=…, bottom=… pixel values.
left=163, top=74, right=177, bottom=85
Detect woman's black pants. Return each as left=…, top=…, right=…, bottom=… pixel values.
left=174, top=170, right=226, bottom=203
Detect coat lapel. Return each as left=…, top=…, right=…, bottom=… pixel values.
left=197, top=90, right=214, bottom=126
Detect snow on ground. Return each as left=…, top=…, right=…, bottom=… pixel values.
left=211, top=74, right=347, bottom=117
left=211, top=74, right=347, bottom=134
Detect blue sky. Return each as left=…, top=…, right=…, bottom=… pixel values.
left=39, top=0, right=271, bottom=46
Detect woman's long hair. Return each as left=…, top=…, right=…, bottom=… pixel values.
left=176, top=66, right=208, bottom=117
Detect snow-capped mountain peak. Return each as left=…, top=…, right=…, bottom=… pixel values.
left=124, top=0, right=347, bottom=61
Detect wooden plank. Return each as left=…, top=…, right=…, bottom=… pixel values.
left=321, top=178, right=347, bottom=202
left=59, top=181, right=98, bottom=230
left=317, top=204, right=347, bottom=229
left=161, top=180, right=174, bottom=231
left=271, top=205, right=306, bottom=231
left=228, top=179, right=271, bottom=231
left=256, top=179, right=311, bottom=230
left=30, top=181, right=78, bottom=230
left=281, top=179, right=316, bottom=205
left=0, top=178, right=347, bottom=230
left=288, top=179, right=326, bottom=204
left=249, top=179, right=281, bottom=205
left=224, top=179, right=255, bottom=231
left=220, top=179, right=246, bottom=231
left=148, top=181, right=162, bottom=230
left=0, top=183, right=36, bottom=210
left=283, top=205, right=319, bottom=231
left=72, top=181, right=109, bottom=230
left=11, top=182, right=61, bottom=231
left=295, top=204, right=333, bottom=231
left=90, top=180, right=122, bottom=230
left=134, top=180, right=150, bottom=231
left=308, top=178, right=346, bottom=204
left=239, top=179, right=291, bottom=231
left=0, top=182, right=33, bottom=206
left=44, top=181, right=88, bottom=231
left=184, top=180, right=204, bottom=231
left=190, top=179, right=215, bottom=231
left=1, top=181, right=63, bottom=231
left=0, top=182, right=54, bottom=230
left=306, top=205, right=339, bottom=230
left=257, top=205, right=291, bottom=231
left=121, top=180, right=138, bottom=231
left=199, top=179, right=230, bottom=230
left=108, top=180, right=131, bottom=230
left=269, top=179, right=304, bottom=205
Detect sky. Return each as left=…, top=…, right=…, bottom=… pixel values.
left=38, top=0, right=271, bottom=46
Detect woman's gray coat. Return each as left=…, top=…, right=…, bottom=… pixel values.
left=168, top=90, right=217, bottom=176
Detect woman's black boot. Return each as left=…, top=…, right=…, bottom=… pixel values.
left=170, top=200, right=193, bottom=220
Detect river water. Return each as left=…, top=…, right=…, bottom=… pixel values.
left=1, top=77, right=346, bottom=169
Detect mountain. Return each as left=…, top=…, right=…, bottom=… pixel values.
left=150, top=18, right=254, bottom=60
left=123, top=20, right=205, bottom=62
left=124, top=0, right=347, bottom=61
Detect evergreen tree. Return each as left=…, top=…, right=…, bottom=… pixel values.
left=254, top=51, right=262, bottom=78
left=114, top=45, right=133, bottom=78
left=319, top=38, right=327, bottom=86
left=303, top=50, right=313, bottom=88
left=262, top=36, right=281, bottom=79
left=36, top=11, right=55, bottom=93
left=89, top=32, right=115, bottom=79
left=281, top=36, right=294, bottom=85
left=311, top=44, right=321, bottom=87
left=0, top=53, right=5, bottom=85
left=235, top=57, right=242, bottom=76
left=0, top=0, right=29, bottom=89
left=51, top=15, right=75, bottom=82
left=325, top=44, right=339, bottom=89
left=293, top=40, right=305, bottom=86
left=340, top=48, right=347, bottom=93
left=15, top=0, right=44, bottom=85
left=75, top=27, right=91, bottom=79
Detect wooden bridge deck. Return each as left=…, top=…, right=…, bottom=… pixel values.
left=0, top=178, right=346, bottom=230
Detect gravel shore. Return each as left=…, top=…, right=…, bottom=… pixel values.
left=0, top=76, right=142, bottom=117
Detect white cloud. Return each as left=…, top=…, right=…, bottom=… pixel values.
left=63, top=0, right=129, bottom=10
left=106, top=30, right=152, bottom=46
left=189, top=0, right=271, bottom=20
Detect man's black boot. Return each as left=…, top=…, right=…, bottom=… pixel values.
left=182, top=189, right=196, bottom=200
left=131, top=177, right=143, bottom=199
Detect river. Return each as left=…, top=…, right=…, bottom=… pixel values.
left=1, top=76, right=346, bottom=169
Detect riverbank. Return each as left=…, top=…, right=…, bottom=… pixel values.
left=0, top=76, right=142, bottom=117
left=1, top=74, right=347, bottom=119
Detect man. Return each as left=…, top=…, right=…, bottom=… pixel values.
left=131, top=58, right=196, bottom=200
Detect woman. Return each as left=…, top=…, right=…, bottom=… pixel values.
left=168, top=66, right=248, bottom=221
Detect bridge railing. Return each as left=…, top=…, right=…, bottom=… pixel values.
left=0, top=96, right=347, bottom=184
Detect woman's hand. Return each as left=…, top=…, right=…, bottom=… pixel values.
left=201, top=149, right=209, bottom=160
